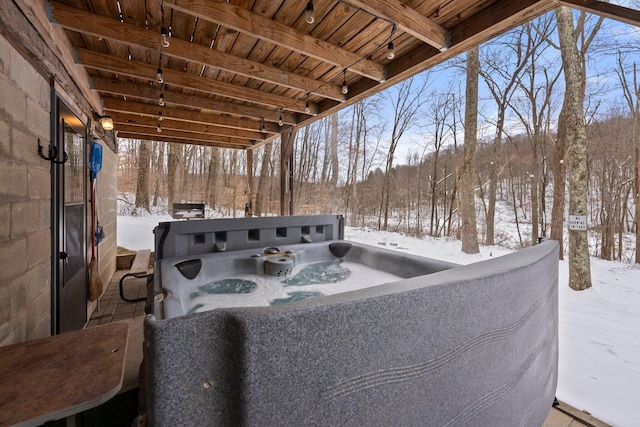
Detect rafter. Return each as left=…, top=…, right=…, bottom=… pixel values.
left=76, top=49, right=314, bottom=115
left=115, top=131, right=252, bottom=149
left=116, top=123, right=253, bottom=146
left=102, top=98, right=282, bottom=133
left=49, top=2, right=343, bottom=102
left=91, top=77, right=297, bottom=125
left=109, top=112, right=267, bottom=140
left=163, top=0, right=387, bottom=82
left=558, top=0, right=640, bottom=27
left=346, top=0, right=450, bottom=51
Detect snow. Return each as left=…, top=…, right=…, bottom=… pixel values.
left=117, top=215, right=640, bottom=427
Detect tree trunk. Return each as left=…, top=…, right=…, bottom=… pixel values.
left=557, top=6, right=592, bottom=290
left=550, top=117, right=567, bottom=260
left=167, top=143, right=181, bottom=209
left=255, top=142, right=272, bottom=216
left=460, top=46, right=480, bottom=254
left=135, top=139, right=150, bottom=212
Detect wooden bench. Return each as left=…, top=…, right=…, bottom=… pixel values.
left=119, top=249, right=152, bottom=303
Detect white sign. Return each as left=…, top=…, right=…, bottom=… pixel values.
left=569, top=215, right=587, bottom=231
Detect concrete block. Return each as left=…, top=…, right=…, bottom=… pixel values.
left=10, top=275, right=27, bottom=319
left=27, top=314, right=50, bottom=341
left=0, top=118, right=9, bottom=158
left=0, top=204, right=9, bottom=241
left=10, top=200, right=42, bottom=237
left=0, top=160, right=27, bottom=200
left=0, top=34, right=9, bottom=74
left=27, top=166, right=51, bottom=200
left=27, top=230, right=50, bottom=269
left=12, top=126, right=42, bottom=166
left=9, top=48, right=45, bottom=111
left=26, top=290, right=50, bottom=339
left=0, top=238, right=27, bottom=283
left=26, top=96, right=50, bottom=139
left=24, top=260, right=50, bottom=305
left=0, top=74, right=26, bottom=126
left=0, top=284, right=10, bottom=325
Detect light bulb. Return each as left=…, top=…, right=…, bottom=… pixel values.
left=161, top=27, right=170, bottom=48
left=101, top=115, right=114, bottom=131
left=305, top=1, right=315, bottom=24
left=260, top=118, right=266, bottom=133
left=158, top=111, right=163, bottom=121
left=305, top=101, right=310, bottom=114
left=156, top=68, right=164, bottom=84
left=158, top=93, right=165, bottom=107
left=157, top=123, right=162, bottom=132
left=278, top=114, right=283, bottom=127
left=387, top=42, right=395, bottom=60
left=342, top=80, right=348, bottom=95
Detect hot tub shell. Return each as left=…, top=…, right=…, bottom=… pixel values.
left=144, top=215, right=558, bottom=426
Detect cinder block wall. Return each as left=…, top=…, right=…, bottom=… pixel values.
left=0, top=33, right=52, bottom=345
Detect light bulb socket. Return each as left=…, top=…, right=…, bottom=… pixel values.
left=305, top=1, right=315, bottom=24
left=158, top=111, right=163, bottom=121
left=161, top=27, right=170, bottom=48
left=387, top=42, right=395, bottom=60
left=158, top=94, right=165, bottom=107
left=156, top=68, right=164, bottom=84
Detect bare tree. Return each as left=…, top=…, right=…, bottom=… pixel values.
left=460, top=46, right=481, bottom=254
left=616, top=56, right=640, bottom=263
left=378, top=76, right=427, bottom=230
left=556, top=6, right=604, bottom=290
left=255, top=142, right=272, bottom=216
left=135, top=139, right=150, bottom=212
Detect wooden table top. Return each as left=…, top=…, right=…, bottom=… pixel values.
left=0, top=322, right=129, bottom=427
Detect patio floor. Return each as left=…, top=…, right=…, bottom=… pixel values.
left=86, top=262, right=610, bottom=427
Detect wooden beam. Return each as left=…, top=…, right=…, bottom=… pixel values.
left=76, top=48, right=314, bottom=115
left=164, top=0, right=387, bottom=82
left=108, top=111, right=266, bottom=140
left=559, top=0, right=640, bottom=27
left=346, top=0, right=450, bottom=51
left=116, top=123, right=253, bottom=145
left=91, top=77, right=298, bottom=125
left=102, top=98, right=282, bottom=133
left=115, top=131, right=251, bottom=149
left=49, top=2, right=343, bottom=102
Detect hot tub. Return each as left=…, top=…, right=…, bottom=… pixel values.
left=143, top=215, right=558, bottom=426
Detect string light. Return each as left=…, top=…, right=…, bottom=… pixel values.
left=386, top=42, right=395, bottom=60
left=305, top=1, right=315, bottom=24
left=156, top=67, right=164, bottom=84
left=158, top=110, right=163, bottom=121
left=387, top=24, right=397, bottom=60
left=305, top=93, right=310, bottom=114
left=341, top=69, right=348, bottom=95
left=158, top=93, right=165, bottom=106
left=260, top=117, right=266, bottom=133
left=161, top=26, right=170, bottom=48
left=278, top=109, right=284, bottom=127
left=157, top=123, right=162, bottom=132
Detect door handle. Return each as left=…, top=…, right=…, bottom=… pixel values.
left=60, top=251, right=68, bottom=268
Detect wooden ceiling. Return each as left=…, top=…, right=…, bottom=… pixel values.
left=47, top=0, right=640, bottom=150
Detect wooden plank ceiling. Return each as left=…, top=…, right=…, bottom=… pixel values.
left=47, top=0, right=640, bottom=150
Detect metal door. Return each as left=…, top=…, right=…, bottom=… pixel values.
left=52, top=100, right=88, bottom=334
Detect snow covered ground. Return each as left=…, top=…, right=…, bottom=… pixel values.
left=117, top=215, right=640, bottom=427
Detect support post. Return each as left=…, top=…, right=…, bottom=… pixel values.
left=280, top=128, right=296, bottom=215
left=245, top=149, right=254, bottom=217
